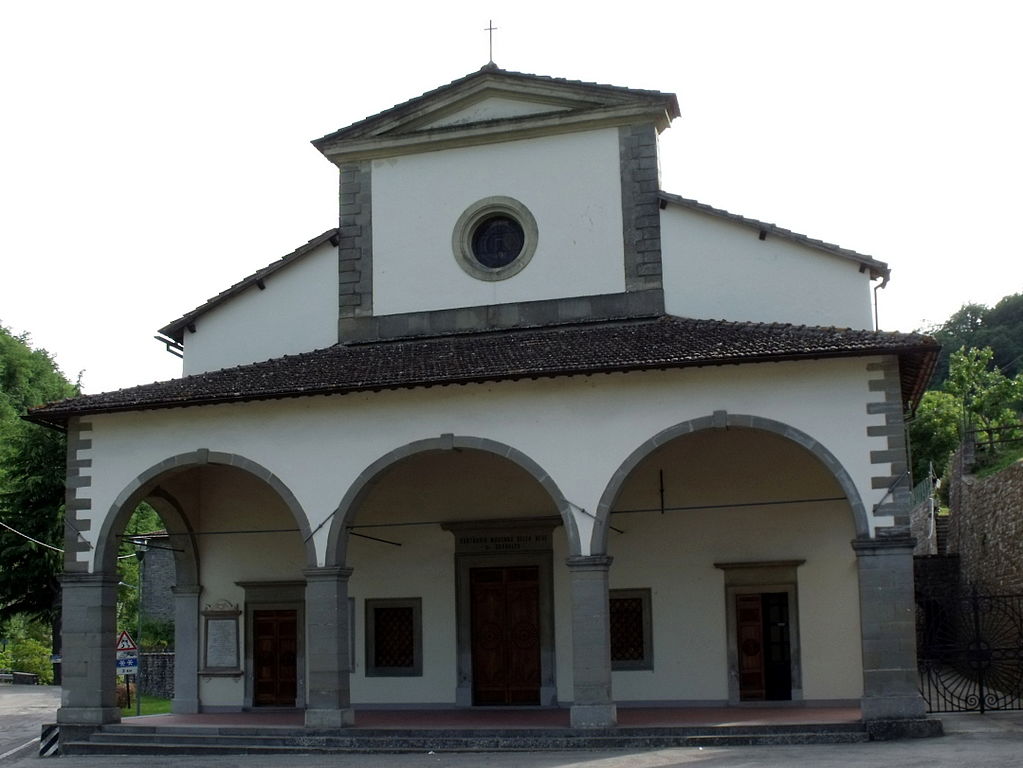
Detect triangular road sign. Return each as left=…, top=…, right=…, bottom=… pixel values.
left=116, top=630, right=137, bottom=652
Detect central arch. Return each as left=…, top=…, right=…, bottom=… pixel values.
left=324, top=434, right=579, bottom=566
left=326, top=434, right=578, bottom=709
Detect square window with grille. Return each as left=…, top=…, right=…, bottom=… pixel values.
left=365, top=598, right=422, bottom=676
left=609, top=589, right=653, bottom=670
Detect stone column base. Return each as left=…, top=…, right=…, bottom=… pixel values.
left=570, top=703, right=617, bottom=728
left=305, top=708, right=355, bottom=728
left=864, top=716, right=943, bottom=740
left=862, top=694, right=927, bottom=721
left=171, top=698, right=200, bottom=715
left=56, top=706, right=122, bottom=725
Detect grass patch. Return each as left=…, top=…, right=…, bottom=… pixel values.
left=975, top=446, right=1023, bottom=479
left=120, top=694, right=172, bottom=717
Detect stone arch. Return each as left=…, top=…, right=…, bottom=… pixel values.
left=325, top=435, right=579, bottom=565
left=591, top=411, right=869, bottom=554
left=94, top=449, right=316, bottom=573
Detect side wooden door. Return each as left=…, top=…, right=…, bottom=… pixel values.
left=736, top=593, right=791, bottom=701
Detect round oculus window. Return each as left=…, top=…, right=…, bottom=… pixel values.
left=452, top=197, right=538, bottom=281
left=471, top=215, right=525, bottom=269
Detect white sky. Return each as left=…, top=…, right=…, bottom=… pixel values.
left=1, top=1, right=1020, bottom=395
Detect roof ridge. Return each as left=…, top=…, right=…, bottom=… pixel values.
left=344, top=313, right=663, bottom=346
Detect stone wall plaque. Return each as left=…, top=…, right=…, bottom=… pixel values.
left=201, top=601, right=242, bottom=674
left=442, top=519, right=560, bottom=555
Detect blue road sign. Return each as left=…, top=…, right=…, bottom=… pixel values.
left=116, top=655, right=138, bottom=676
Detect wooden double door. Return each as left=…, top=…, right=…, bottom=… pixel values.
left=470, top=566, right=541, bottom=705
left=253, top=609, right=297, bottom=707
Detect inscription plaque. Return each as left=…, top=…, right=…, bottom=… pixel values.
left=201, top=601, right=242, bottom=674
left=205, top=618, right=238, bottom=669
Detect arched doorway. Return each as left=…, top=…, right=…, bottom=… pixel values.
left=326, top=436, right=574, bottom=708
left=595, top=416, right=865, bottom=707
left=59, top=452, right=313, bottom=725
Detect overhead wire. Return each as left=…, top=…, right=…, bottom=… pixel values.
left=0, top=518, right=63, bottom=552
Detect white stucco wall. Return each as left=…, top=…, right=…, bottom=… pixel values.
left=76, top=356, right=891, bottom=709
left=371, top=128, right=626, bottom=316
left=78, top=355, right=894, bottom=573
left=660, top=204, right=876, bottom=329
left=181, top=240, right=339, bottom=375
left=348, top=525, right=457, bottom=703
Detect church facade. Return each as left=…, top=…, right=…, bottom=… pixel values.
left=32, top=66, right=937, bottom=729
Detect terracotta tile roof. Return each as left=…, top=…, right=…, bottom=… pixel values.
left=659, top=193, right=890, bottom=281
left=28, top=316, right=937, bottom=428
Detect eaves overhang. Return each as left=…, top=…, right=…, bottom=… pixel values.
left=28, top=316, right=938, bottom=430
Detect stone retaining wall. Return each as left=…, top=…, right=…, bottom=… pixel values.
left=947, top=454, right=1023, bottom=593
left=140, top=653, right=174, bottom=699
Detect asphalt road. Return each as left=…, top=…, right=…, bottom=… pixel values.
left=0, top=685, right=58, bottom=761
left=4, top=685, right=1023, bottom=767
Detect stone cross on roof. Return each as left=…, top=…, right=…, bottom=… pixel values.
left=485, top=19, right=497, bottom=65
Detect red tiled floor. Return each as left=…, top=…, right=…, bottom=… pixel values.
left=119, top=705, right=862, bottom=730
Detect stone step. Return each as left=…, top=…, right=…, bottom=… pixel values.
left=62, top=724, right=870, bottom=755
left=95, top=721, right=869, bottom=738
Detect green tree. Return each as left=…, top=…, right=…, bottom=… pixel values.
left=981, top=293, right=1023, bottom=376
left=944, top=346, right=1023, bottom=449
left=909, top=346, right=1023, bottom=485
left=927, top=294, right=1023, bottom=385
left=0, top=324, right=76, bottom=678
left=0, top=615, right=54, bottom=683
left=116, top=502, right=163, bottom=640
left=908, top=390, right=961, bottom=483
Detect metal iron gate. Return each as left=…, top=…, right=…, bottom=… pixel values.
left=916, top=587, right=1023, bottom=712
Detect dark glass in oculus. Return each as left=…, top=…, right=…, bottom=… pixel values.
left=471, top=215, right=525, bottom=268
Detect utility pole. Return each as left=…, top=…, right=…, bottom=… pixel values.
left=135, top=545, right=146, bottom=717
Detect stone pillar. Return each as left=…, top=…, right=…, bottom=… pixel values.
left=57, top=572, right=120, bottom=725
left=304, top=566, right=354, bottom=727
left=567, top=555, right=616, bottom=728
left=853, top=536, right=927, bottom=720
left=171, top=585, right=201, bottom=714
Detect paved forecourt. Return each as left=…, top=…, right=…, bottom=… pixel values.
left=5, top=687, right=1023, bottom=768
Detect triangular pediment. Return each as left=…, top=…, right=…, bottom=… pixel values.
left=313, top=66, right=679, bottom=163
left=413, top=93, right=575, bottom=131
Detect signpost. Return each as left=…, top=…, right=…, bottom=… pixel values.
left=116, top=630, right=138, bottom=710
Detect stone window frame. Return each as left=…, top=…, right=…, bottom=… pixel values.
left=451, top=196, right=538, bottom=282
left=364, top=597, right=423, bottom=677
left=609, top=588, right=653, bottom=671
